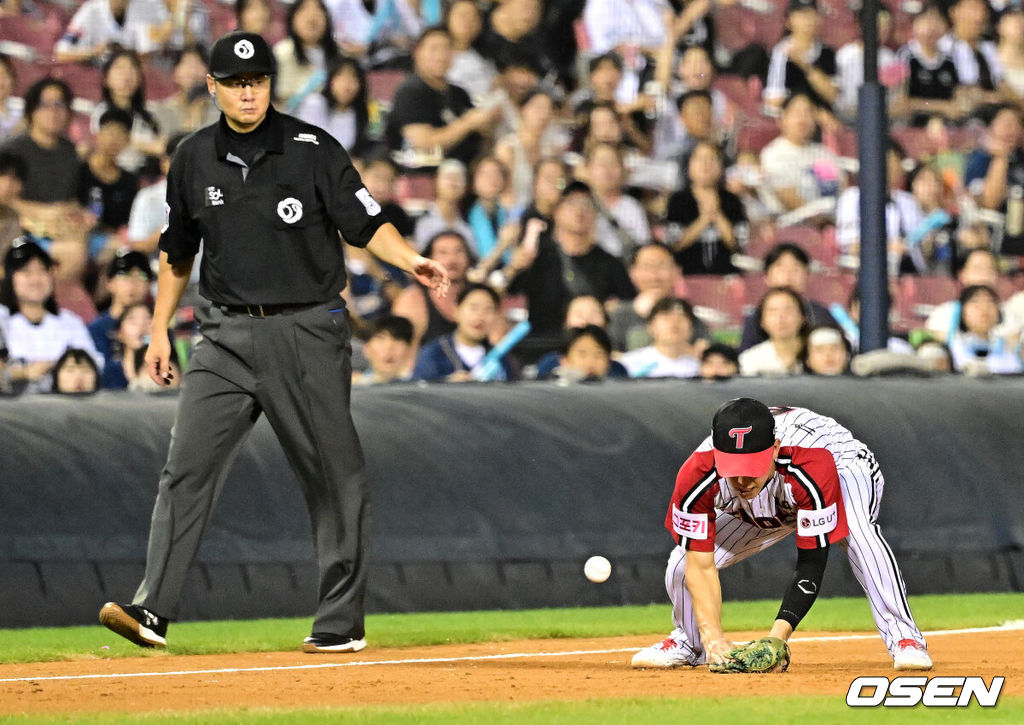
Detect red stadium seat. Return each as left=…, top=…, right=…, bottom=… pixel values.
left=367, top=69, right=405, bottom=106
left=806, top=271, right=856, bottom=307
left=681, top=274, right=749, bottom=330
left=0, top=13, right=61, bottom=57
left=736, top=118, right=778, bottom=154
left=51, top=63, right=103, bottom=102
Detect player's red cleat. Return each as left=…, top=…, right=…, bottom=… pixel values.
left=893, top=638, right=932, bottom=671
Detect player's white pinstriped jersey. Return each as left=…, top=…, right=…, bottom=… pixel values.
left=768, top=406, right=866, bottom=462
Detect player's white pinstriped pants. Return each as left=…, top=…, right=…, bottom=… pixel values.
left=663, top=448, right=926, bottom=663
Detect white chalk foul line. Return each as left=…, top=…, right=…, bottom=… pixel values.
left=1, top=621, right=1021, bottom=685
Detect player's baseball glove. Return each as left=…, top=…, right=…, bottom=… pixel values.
left=708, top=637, right=791, bottom=674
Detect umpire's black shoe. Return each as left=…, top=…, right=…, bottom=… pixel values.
left=302, top=633, right=367, bottom=654
left=99, top=602, right=168, bottom=648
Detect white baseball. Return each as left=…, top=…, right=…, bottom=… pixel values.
left=584, top=555, right=611, bottom=583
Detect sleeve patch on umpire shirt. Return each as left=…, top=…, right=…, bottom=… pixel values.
left=355, top=187, right=382, bottom=216
left=672, top=505, right=709, bottom=540
left=797, top=502, right=838, bottom=537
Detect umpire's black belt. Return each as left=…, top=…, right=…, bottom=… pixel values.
left=218, top=301, right=326, bottom=318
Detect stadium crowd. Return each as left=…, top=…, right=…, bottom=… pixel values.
left=2, top=0, right=1024, bottom=394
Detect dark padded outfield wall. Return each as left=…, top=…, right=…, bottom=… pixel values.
left=1, top=378, right=1022, bottom=626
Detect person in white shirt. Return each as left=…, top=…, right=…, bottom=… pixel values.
left=583, top=0, right=670, bottom=103
left=0, top=55, right=23, bottom=143
left=739, top=287, right=808, bottom=377
left=949, top=284, right=1023, bottom=374
left=296, top=55, right=373, bottom=154
left=55, top=0, right=166, bottom=64
left=759, top=92, right=844, bottom=217
left=445, top=0, right=497, bottom=102
left=620, top=296, right=702, bottom=378
left=0, top=239, right=102, bottom=393
left=585, top=141, right=651, bottom=259
left=939, top=0, right=1008, bottom=107
left=834, top=6, right=898, bottom=124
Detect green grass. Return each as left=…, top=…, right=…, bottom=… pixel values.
left=0, top=592, right=1020, bottom=665
left=1, top=696, right=1022, bottom=725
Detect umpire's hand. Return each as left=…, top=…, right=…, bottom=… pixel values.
left=145, top=334, right=176, bottom=387
left=411, top=255, right=451, bottom=299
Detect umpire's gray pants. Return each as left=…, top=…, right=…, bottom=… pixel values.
left=133, top=301, right=370, bottom=638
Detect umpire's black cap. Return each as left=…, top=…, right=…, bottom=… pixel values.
left=209, top=31, right=276, bottom=79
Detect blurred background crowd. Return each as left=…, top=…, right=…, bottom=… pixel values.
left=2, top=0, right=1024, bottom=395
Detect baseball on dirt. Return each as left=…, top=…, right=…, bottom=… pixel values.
left=584, top=555, right=611, bottom=583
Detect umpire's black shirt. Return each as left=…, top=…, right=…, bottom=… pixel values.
left=160, top=106, right=387, bottom=306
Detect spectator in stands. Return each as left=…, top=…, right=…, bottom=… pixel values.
left=976, top=106, right=1024, bottom=256
left=699, top=341, right=739, bottom=381
left=533, top=293, right=629, bottom=379
left=101, top=300, right=154, bottom=389
left=801, top=323, right=852, bottom=376
left=296, top=55, right=375, bottom=155
left=361, top=154, right=414, bottom=239
left=519, top=156, right=568, bottom=233
left=494, top=88, right=567, bottom=209
left=127, top=132, right=184, bottom=257
left=327, top=0, right=423, bottom=65
left=949, top=284, right=1023, bottom=374
left=609, top=242, right=687, bottom=352
left=965, top=104, right=1023, bottom=197
left=274, top=0, right=340, bottom=107
left=763, top=0, right=839, bottom=118
left=91, top=50, right=163, bottom=175
left=582, top=0, right=665, bottom=104
left=393, top=229, right=472, bottom=349
left=839, top=284, right=915, bottom=355
left=902, top=161, right=959, bottom=275
left=479, top=0, right=552, bottom=82
left=386, top=26, right=498, bottom=169
left=835, top=5, right=898, bottom=125
left=0, top=239, right=102, bottom=393
left=77, top=109, right=140, bottom=262
left=0, top=151, right=24, bottom=257
left=505, top=181, right=636, bottom=338
left=1, top=78, right=78, bottom=205
left=835, top=139, right=922, bottom=275
left=88, top=249, right=153, bottom=372
left=759, top=92, right=844, bottom=218
left=353, top=314, right=415, bottom=385
left=50, top=347, right=101, bottom=395
left=487, top=51, right=545, bottom=141
left=739, top=286, right=809, bottom=377
left=940, top=0, right=1010, bottom=111
left=570, top=52, right=624, bottom=119
left=0, top=55, right=22, bottom=142
left=572, top=100, right=652, bottom=157
left=924, top=247, right=1002, bottom=343
left=652, top=44, right=730, bottom=161
left=54, top=0, right=165, bottom=64
left=148, top=0, right=211, bottom=55
left=445, top=0, right=497, bottom=102
left=584, top=142, right=651, bottom=259
left=739, top=242, right=837, bottom=350
left=544, top=324, right=622, bottom=383
left=996, top=5, right=1024, bottom=98
left=413, top=158, right=474, bottom=249
left=149, top=46, right=219, bottom=136
left=413, top=282, right=514, bottom=381
left=619, top=296, right=702, bottom=378
left=892, top=3, right=963, bottom=127
left=236, top=0, right=273, bottom=36
left=664, top=140, right=747, bottom=275
left=670, top=90, right=722, bottom=164
left=465, top=155, right=518, bottom=265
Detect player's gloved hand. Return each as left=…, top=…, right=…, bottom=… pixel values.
left=708, top=637, right=791, bottom=674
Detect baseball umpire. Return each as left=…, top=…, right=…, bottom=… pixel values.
left=632, top=398, right=933, bottom=672
left=99, top=30, right=449, bottom=654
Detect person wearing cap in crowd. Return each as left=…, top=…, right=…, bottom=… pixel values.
left=801, top=324, right=852, bottom=376
left=503, top=180, right=635, bottom=341
left=88, top=249, right=154, bottom=368
left=632, top=397, right=933, bottom=672
left=0, top=238, right=103, bottom=394
left=97, top=30, right=449, bottom=654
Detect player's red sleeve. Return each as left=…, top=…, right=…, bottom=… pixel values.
left=780, top=447, right=849, bottom=550
left=664, top=450, right=719, bottom=552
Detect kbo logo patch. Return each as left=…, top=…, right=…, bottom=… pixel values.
left=234, top=40, right=254, bottom=59
left=277, top=197, right=303, bottom=224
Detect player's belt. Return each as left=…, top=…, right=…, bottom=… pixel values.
left=218, top=301, right=326, bottom=318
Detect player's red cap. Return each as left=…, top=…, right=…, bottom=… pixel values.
left=711, top=398, right=777, bottom=478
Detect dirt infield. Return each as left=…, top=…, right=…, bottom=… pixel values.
left=0, top=629, right=1020, bottom=716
